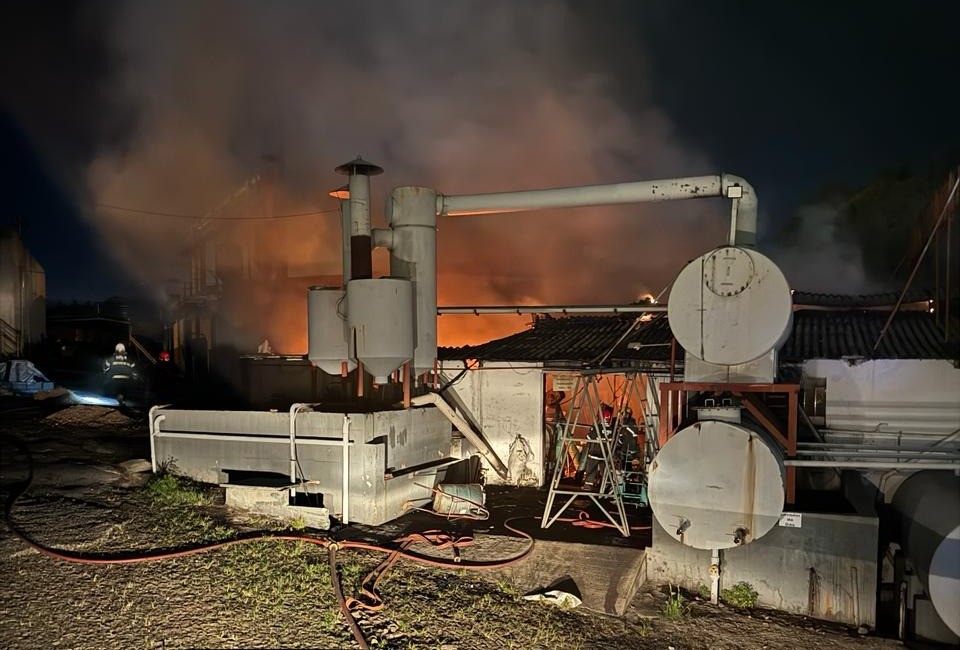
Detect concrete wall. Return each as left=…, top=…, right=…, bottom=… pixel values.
left=439, top=361, right=544, bottom=487
left=153, top=406, right=453, bottom=525
left=647, top=512, right=879, bottom=627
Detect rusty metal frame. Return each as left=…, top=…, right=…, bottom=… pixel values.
left=657, top=381, right=799, bottom=504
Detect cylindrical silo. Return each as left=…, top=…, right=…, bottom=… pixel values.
left=388, top=186, right=438, bottom=375
left=668, top=246, right=793, bottom=365
left=891, top=470, right=960, bottom=637
left=648, top=420, right=785, bottom=549
left=347, top=278, right=414, bottom=383
left=307, top=287, right=355, bottom=375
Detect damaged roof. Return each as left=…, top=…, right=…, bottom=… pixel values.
left=440, top=300, right=956, bottom=365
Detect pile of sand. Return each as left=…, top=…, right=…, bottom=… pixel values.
left=43, top=405, right=135, bottom=428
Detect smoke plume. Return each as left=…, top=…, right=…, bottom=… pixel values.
left=769, top=202, right=882, bottom=295
left=86, top=1, right=728, bottom=350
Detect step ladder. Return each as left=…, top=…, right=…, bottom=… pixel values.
left=542, top=372, right=633, bottom=536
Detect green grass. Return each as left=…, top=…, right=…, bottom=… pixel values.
left=140, top=472, right=234, bottom=545
left=721, top=581, right=759, bottom=608
left=144, top=473, right=211, bottom=508
left=495, top=579, right=520, bottom=598
left=661, top=585, right=685, bottom=619
left=215, top=539, right=340, bottom=627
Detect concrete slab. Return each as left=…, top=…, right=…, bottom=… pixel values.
left=487, top=538, right=647, bottom=615
left=224, top=484, right=330, bottom=530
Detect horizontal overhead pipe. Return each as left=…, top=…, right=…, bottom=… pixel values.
left=437, top=304, right=668, bottom=315
left=438, top=174, right=757, bottom=247
left=785, top=459, right=960, bottom=470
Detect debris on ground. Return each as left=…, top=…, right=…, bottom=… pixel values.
left=42, top=405, right=135, bottom=428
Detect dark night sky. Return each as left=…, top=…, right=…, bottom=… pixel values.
left=1, top=1, right=958, bottom=302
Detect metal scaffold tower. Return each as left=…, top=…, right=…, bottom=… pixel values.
left=541, top=371, right=647, bottom=536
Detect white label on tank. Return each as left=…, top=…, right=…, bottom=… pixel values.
left=779, top=512, right=802, bottom=528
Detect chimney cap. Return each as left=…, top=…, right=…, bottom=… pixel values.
left=335, top=156, right=383, bottom=176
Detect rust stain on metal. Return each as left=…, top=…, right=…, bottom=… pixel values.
left=743, top=433, right=758, bottom=541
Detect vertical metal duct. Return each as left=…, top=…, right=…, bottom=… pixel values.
left=388, top=186, right=438, bottom=375
left=335, top=157, right=383, bottom=281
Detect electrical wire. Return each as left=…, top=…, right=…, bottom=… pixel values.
left=95, top=204, right=339, bottom=220
left=436, top=361, right=478, bottom=394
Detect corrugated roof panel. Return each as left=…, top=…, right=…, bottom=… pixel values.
left=440, top=308, right=956, bottom=364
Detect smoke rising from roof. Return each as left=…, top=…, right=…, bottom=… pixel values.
left=85, top=1, right=729, bottom=349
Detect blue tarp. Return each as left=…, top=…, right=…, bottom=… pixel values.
left=0, top=359, right=55, bottom=394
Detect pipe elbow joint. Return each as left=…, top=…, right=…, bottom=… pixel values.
left=721, top=174, right=758, bottom=248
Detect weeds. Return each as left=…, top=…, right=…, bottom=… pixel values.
left=140, top=472, right=233, bottom=545
left=721, top=581, right=759, bottom=608
left=661, top=584, right=686, bottom=619
left=287, top=515, right=307, bottom=531
left=144, top=473, right=210, bottom=508
left=495, top=579, right=520, bottom=598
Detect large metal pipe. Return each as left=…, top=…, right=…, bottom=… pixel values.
left=389, top=186, right=438, bottom=374
left=438, top=174, right=757, bottom=247
left=328, top=185, right=352, bottom=285
left=437, top=304, right=668, bottom=315
left=890, top=470, right=960, bottom=637
left=785, top=459, right=960, bottom=470
left=340, top=200, right=352, bottom=285
left=336, top=157, right=383, bottom=281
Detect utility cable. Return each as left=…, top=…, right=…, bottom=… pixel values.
left=95, top=204, right=339, bottom=220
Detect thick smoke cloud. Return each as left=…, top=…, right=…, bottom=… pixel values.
left=86, top=1, right=728, bottom=349
left=769, top=203, right=880, bottom=295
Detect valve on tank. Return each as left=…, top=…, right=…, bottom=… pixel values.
left=676, top=518, right=691, bottom=537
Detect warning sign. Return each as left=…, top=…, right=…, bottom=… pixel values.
left=551, top=375, right=578, bottom=392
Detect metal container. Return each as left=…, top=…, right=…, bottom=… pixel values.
left=307, top=287, right=355, bottom=375
left=668, top=246, right=792, bottom=366
left=432, top=483, right=486, bottom=516
left=891, top=470, right=960, bottom=637
left=648, top=420, right=785, bottom=550
left=347, top=278, right=414, bottom=383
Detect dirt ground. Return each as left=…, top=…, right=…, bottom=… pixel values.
left=0, top=403, right=902, bottom=650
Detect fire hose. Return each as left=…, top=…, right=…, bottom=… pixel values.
left=1, top=435, right=534, bottom=650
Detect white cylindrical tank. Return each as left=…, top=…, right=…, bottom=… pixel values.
left=648, top=420, right=785, bottom=550
left=668, top=246, right=792, bottom=365
left=891, top=470, right=960, bottom=637
left=307, top=287, right=355, bottom=375
left=347, top=278, right=414, bottom=383
left=388, top=186, right=438, bottom=375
